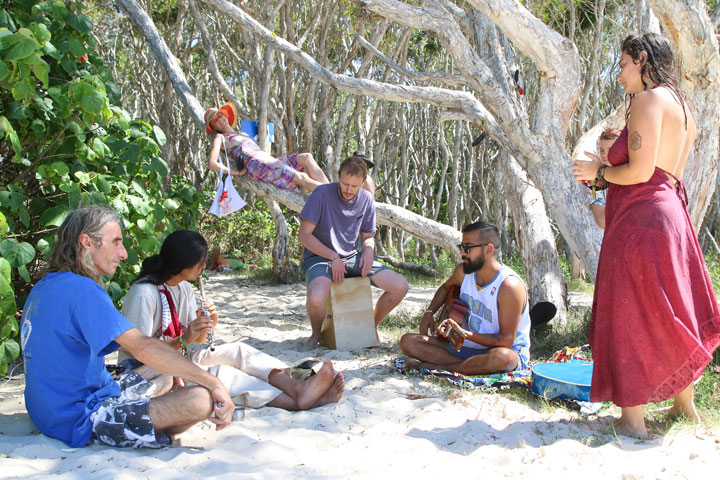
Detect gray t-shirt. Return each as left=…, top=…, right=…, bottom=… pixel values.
left=299, top=182, right=376, bottom=260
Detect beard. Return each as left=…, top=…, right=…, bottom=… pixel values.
left=462, top=255, right=484, bottom=274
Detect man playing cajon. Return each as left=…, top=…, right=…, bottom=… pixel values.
left=298, top=155, right=408, bottom=351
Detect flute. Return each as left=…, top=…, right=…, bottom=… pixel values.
left=198, top=276, right=215, bottom=351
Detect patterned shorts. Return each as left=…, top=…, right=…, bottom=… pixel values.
left=90, top=372, right=169, bottom=448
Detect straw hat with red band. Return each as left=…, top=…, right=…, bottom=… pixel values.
left=204, top=102, right=239, bottom=134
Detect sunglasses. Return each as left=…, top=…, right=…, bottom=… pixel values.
left=457, top=243, right=489, bottom=253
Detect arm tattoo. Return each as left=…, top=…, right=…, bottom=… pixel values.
left=629, top=131, right=642, bottom=151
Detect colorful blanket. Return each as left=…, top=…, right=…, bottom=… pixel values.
left=395, top=345, right=604, bottom=414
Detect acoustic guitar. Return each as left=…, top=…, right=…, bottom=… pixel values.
left=434, top=284, right=469, bottom=351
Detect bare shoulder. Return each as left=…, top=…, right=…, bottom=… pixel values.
left=499, top=275, right=525, bottom=295
left=629, top=89, right=663, bottom=113
left=448, top=264, right=465, bottom=286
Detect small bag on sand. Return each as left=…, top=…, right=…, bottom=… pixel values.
left=209, top=137, right=246, bottom=217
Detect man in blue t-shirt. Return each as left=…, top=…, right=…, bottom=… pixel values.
left=298, top=155, right=408, bottom=350
left=20, top=206, right=233, bottom=448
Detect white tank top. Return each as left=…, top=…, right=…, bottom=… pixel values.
left=458, top=265, right=531, bottom=368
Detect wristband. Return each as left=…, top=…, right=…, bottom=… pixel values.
left=330, top=254, right=339, bottom=261
left=597, top=165, right=609, bottom=183
left=178, top=334, right=188, bottom=358
left=425, top=309, right=434, bottom=314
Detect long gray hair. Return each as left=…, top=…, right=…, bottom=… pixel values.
left=48, top=206, right=123, bottom=284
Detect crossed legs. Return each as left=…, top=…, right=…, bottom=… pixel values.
left=399, top=333, right=519, bottom=375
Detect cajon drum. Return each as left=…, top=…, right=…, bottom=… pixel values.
left=320, top=277, right=376, bottom=350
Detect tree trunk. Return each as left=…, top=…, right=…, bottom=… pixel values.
left=497, top=151, right=567, bottom=320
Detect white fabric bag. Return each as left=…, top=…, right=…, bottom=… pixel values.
left=209, top=137, right=246, bottom=217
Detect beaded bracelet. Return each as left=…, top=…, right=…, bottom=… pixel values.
left=178, top=334, right=188, bottom=358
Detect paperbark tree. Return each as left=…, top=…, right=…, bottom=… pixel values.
left=113, top=0, right=719, bottom=287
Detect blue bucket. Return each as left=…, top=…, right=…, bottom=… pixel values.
left=531, top=360, right=593, bottom=401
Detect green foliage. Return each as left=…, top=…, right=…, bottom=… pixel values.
left=0, top=1, right=204, bottom=375
left=200, top=199, right=301, bottom=264
left=523, top=0, right=619, bottom=37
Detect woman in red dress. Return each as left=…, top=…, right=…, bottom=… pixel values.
left=572, top=33, right=720, bottom=438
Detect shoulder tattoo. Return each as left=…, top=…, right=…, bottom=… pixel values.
left=629, top=131, right=642, bottom=151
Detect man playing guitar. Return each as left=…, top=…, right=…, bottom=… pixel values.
left=400, top=221, right=531, bottom=374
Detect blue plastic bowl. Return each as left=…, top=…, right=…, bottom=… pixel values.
left=531, top=360, right=593, bottom=401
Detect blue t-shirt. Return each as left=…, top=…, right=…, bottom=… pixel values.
left=299, top=182, right=376, bottom=260
left=21, top=272, right=134, bottom=447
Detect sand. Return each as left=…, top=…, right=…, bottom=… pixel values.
left=1, top=271, right=719, bottom=479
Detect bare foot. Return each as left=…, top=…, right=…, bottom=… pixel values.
left=313, top=372, right=345, bottom=408
left=401, top=359, right=424, bottom=372
left=299, top=334, right=322, bottom=352
left=614, top=417, right=648, bottom=439
left=655, top=404, right=701, bottom=423
left=295, top=360, right=335, bottom=410
left=663, top=383, right=701, bottom=423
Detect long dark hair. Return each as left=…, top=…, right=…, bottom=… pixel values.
left=135, top=230, right=208, bottom=285
left=621, top=33, right=687, bottom=127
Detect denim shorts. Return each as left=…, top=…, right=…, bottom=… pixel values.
left=302, top=252, right=389, bottom=285
left=446, top=344, right=524, bottom=371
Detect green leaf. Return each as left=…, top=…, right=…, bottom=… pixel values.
left=162, top=198, right=179, bottom=211
left=42, top=39, right=57, bottom=59
left=131, top=180, right=149, bottom=198
left=136, top=218, right=153, bottom=235
left=92, top=137, right=108, bottom=156
left=0, top=258, right=12, bottom=292
left=74, top=171, right=91, bottom=184
left=36, top=238, right=50, bottom=256
left=97, top=175, right=111, bottom=193
left=0, top=9, right=17, bottom=31
left=140, top=236, right=156, bottom=252
left=0, top=115, right=22, bottom=156
left=30, top=119, right=45, bottom=133
left=28, top=22, right=51, bottom=44
left=2, top=33, right=38, bottom=61
left=0, top=185, right=25, bottom=211
left=152, top=125, right=167, bottom=146
left=0, top=238, right=35, bottom=267
left=0, top=339, right=20, bottom=366
left=0, top=292, right=16, bottom=323
left=11, top=77, right=35, bottom=102
left=32, top=58, right=49, bottom=88
left=0, top=61, right=8, bottom=81
left=106, top=281, right=122, bottom=302
left=40, top=205, right=69, bottom=227
left=18, top=207, right=29, bottom=227
left=6, top=102, right=29, bottom=119
left=59, top=181, right=79, bottom=194
left=17, top=264, right=30, bottom=282
left=67, top=13, right=93, bottom=34
left=50, top=161, right=69, bottom=176
left=0, top=211, right=7, bottom=235
left=67, top=37, right=85, bottom=57
left=70, top=81, right=104, bottom=114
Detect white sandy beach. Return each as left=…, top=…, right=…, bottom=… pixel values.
left=1, top=271, right=719, bottom=479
